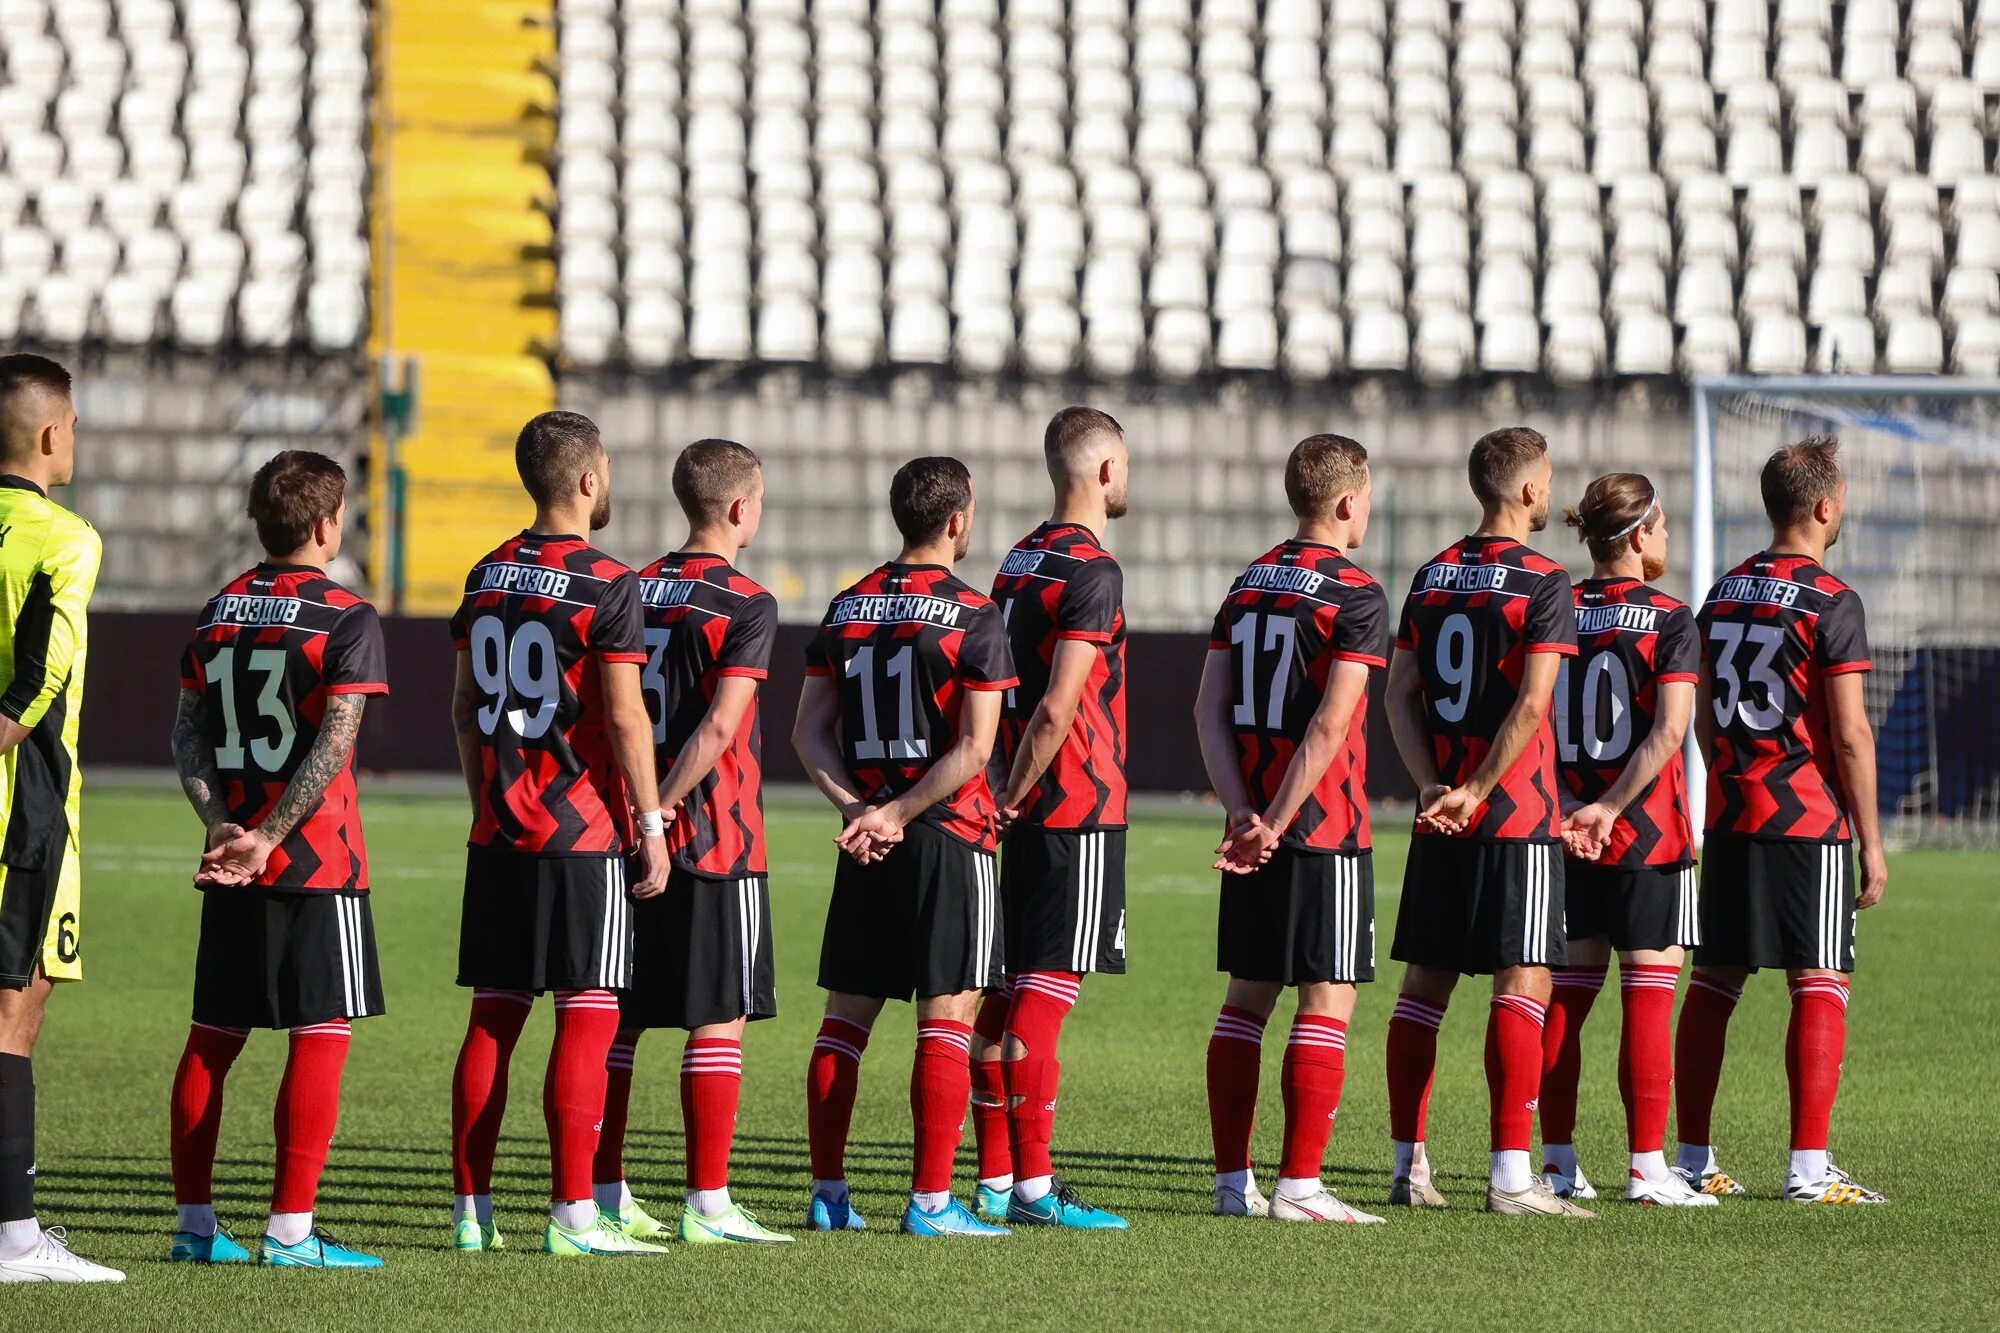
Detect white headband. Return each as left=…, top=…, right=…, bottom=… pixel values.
left=1603, top=485, right=1659, bottom=542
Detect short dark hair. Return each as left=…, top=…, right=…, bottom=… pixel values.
left=673, top=438, right=762, bottom=523
left=1563, top=472, right=1661, bottom=562
left=889, top=456, right=973, bottom=545
left=1285, top=434, right=1368, bottom=517
left=0, top=354, right=73, bottom=458
left=1043, top=405, right=1123, bottom=478
left=248, top=450, right=347, bottom=555
left=515, top=410, right=603, bottom=506
left=1468, top=426, right=1549, bottom=505
left=1761, top=435, right=1844, bottom=526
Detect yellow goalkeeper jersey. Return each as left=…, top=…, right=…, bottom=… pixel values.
left=0, top=475, right=100, bottom=985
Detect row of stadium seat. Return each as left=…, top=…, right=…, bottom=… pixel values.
left=550, top=0, right=2000, bottom=380
left=0, top=0, right=370, bottom=350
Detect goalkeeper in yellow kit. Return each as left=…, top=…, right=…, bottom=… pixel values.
left=0, top=354, right=120, bottom=1283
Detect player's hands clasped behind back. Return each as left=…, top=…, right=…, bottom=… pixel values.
left=1560, top=801, right=1615, bottom=862
left=1214, top=808, right=1279, bottom=874
left=194, top=823, right=273, bottom=886
left=837, top=803, right=906, bottom=864
left=1416, top=782, right=1485, bottom=835
left=629, top=806, right=672, bottom=899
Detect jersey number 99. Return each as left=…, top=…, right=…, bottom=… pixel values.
left=470, top=616, right=560, bottom=739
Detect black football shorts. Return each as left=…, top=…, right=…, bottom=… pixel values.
left=1217, top=847, right=1375, bottom=985
left=457, top=844, right=634, bottom=993
left=1000, top=827, right=1127, bottom=975
left=1391, top=837, right=1567, bottom=975
left=818, top=822, right=1002, bottom=1002
left=192, top=887, right=384, bottom=1029
left=1694, top=833, right=1856, bottom=973
left=622, top=867, right=777, bottom=1030
left=1563, top=859, right=1701, bottom=952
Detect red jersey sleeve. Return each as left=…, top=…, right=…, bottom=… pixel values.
left=325, top=603, right=390, bottom=696
left=1332, top=580, right=1392, bottom=666
left=959, top=601, right=1019, bottom=691
left=179, top=638, right=203, bottom=690
left=1056, top=557, right=1122, bottom=643
left=803, top=615, right=833, bottom=676
left=1656, top=604, right=1701, bottom=683
left=717, top=592, right=777, bottom=680
left=1393, top=585, right=1421, bottom=652
left=1817, top=589, right=1872, bottom=675
left=1525, top=569, right=1580, bottom=655
left=449, top=597, right=471, bottom=650
left=591, top=571, right=648, bottom=663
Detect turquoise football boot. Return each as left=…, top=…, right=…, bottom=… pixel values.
left=260, top=1227, right=385, bottom=1269
left=1007, top=1179, right=1130, bottom=1230
left=900, top=1196, right=1010, bottom=1238
left=170, top=1224, right=254, bottom=1264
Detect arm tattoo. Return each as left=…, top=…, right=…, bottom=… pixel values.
left=259, top=693, right=367, bottom=844
left=171, top=688, right=231, bottom=829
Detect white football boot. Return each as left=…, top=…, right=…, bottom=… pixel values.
left=1625, top=1171, right=1720, bottom=1207
left=1271, top=1185, right=1386, bottom=1224
left=0, top=1228, right=126, bottom=1283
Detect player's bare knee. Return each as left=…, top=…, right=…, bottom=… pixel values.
left=1000, top=1031, right=1029, bottom=1063
left=1399, top=963, right=1458, bottom=1005
left=1294, top=980, right=1356, bottom=1019
left=1493, top=964, right=1551, bottom=1002
left=1222, top=977, right=1283, bottom=1019
left=915, top=989, right=979, bottom=1024
left=825, top=991, right=885, bottom=1029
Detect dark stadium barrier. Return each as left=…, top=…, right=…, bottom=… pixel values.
left=84, top=613, right=1418, bottom=802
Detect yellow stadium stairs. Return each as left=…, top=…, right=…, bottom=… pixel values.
left=370, top=0, right=556, bottom=613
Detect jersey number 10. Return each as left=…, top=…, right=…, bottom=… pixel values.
left=1553, top=653, right=1634, bottom=763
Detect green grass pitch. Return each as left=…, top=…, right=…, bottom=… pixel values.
left=8, top=783, right=1998, bottom=1329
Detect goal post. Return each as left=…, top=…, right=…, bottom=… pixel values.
left=1690, top=375, right=2000, bottom=847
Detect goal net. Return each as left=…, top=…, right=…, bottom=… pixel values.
left=1693, top=375, right=2000, bottom=847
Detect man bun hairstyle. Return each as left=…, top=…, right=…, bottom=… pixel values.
left=1468, top=425, right=1549, bottom=505
left=248, top=450, right=347, bottom=556
left=1760, top=434, right=1844, bottom=527
left=1284, top=433, right=1368, bottom=518
left=889, top=455, right=973, bottom=545
left=673, top=437, right=762, bottom=523
left=515, top=410, right=603, bottom=507
left=1563, top=472, right=1660, bottom=562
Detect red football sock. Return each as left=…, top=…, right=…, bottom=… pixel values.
left=1619, top=965, right=1681, bottom=1154
left=169, top=1023, right=248, bottom=1205
left=1206, top=1005, right=1266, bottom=1173
left=592, top=1030, right=640, bottom=1186
left=1539, top=966, right=1607, bottom=1147
left=970, top=988, right=1013, bottom=1181
left=1385, top=992, right=1447, bottom=1143
left=450, top=989, right=533, bottom=1195
left=1486, top=995, right=1547, bottom=1153
left=1004, top=971, right=1080, bottom=1183
left=806, top=1016, right=871, bottom=1181
left=1673, top=972, right=1741, bottom=1147
left=681, top=1037, right=742, bottom=1192
left=1279, top=1014, right=1348, bottom=1180
left=1786, top=976, right=1850, bottom=1151
left=546, top=990, right=619, bottom=1203
left=911, top=1020, right=973, bottom=1193
left=272, top=1021, right=351, bottom=1214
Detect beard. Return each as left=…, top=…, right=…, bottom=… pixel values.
left=1825, top=516, right=1841, bottom=549
left=953, top=527, right=971, bottom=561
left=1641, top=551, right=1667, bottom=582
left=1105, top=483, right=1129, bottom=520
left=589, top=490, right=612, bottom=531
left=1528, top=497, right=1549, bottom=532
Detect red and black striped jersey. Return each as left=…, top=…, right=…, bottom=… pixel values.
left=805, top=563, right=1018, bottom=851
left=450, top=531, right=647, bottom=857
left=637, top=552, right=777, bottom=878
left=1555, top=578, right=1699, bottom=868
left=1698, top=552, right=1872, bottom=841
left=1396, top=535, right=1577, bottom=841
left=990, top=521, right=1127, bottom=831
left=179, top=564, right=388, bottom=892
left=1208, top=541, right=1391, bottom=854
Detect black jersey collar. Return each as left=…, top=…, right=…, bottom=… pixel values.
left=0, top=475, right=47, bottom=498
